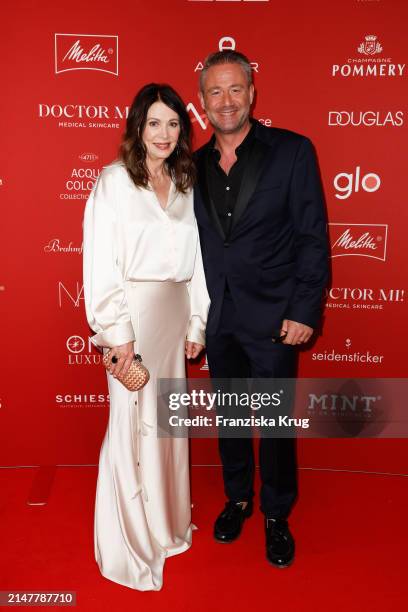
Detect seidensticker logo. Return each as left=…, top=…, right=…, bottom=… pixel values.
left=55, top=34, right=119, bottom=75
left=311, top=338, right=384, bottom=366
left=332, top=34, right=405, bottom=77
left=333, top=167, right=380, bottom=200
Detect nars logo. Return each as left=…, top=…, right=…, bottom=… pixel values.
left=58, top=281, right=84, bottom=307
left=54, top=34, right=119, bottom=75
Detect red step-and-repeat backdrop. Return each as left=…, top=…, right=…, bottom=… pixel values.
left=1, top=0, right=407, bottom=470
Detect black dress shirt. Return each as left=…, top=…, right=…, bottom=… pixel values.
left=207, top=121, right=255, bottom=238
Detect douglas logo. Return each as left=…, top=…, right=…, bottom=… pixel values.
left=54, top=34, right=119, bottom=75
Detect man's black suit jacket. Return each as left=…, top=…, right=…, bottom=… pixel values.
left=194, top=119, right=329, bottom=339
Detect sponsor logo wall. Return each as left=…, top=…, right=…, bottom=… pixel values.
left=1, top=0, right=407, bottom=465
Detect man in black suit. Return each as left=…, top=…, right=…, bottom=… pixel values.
left=193, top=50, right=329, bottom=568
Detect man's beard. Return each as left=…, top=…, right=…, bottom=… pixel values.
left=207, top=107, right=250, bottom=134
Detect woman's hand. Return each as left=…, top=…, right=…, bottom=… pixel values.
left=185, top=341, right=204, bottom=360
left=108, top=341, right=135, bottom=378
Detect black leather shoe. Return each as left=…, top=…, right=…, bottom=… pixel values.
left=214, top=500, right=253, bottom=543
left=265, top=518, right=295, bottom=568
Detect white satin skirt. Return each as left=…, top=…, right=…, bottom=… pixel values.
left=94, top=280, right=194, bottom=591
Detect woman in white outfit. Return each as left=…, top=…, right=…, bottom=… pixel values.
left=82, top=83, right=210, bottom=591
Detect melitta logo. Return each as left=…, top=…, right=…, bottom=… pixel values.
left=332, top=34, right=405, bottom=77
left=328, top=111, right=403, bottom=127
left=54, top=34, right=119, bottom=75
left=329, top=223, right=387, bottom=261
left=333, top=166, right=380, bottom=199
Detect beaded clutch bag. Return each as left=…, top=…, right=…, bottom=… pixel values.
left=102, top=351, right=150, bottom=391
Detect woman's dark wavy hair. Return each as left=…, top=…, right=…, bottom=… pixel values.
left=119, top=83, right=195, bottom=193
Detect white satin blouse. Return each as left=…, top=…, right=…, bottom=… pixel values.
left=83, top=160, right=210, bottom=348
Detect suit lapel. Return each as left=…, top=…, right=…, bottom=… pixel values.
left=196, top=148, right=226, bottom=241
left=230, top=137, right=270, bottom=234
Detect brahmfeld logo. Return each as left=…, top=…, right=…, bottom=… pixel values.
left=44, top=238, right=83, bottom=254
left=55, top=34, right=119, bottom=75
left=328, top=111, right=403, bottom=127
left=329, top=223, right=387, bottom=261
left=332, top=34, right=405, bottom=77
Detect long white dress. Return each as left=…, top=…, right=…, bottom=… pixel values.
left=82, top=160, right=210, bottom=591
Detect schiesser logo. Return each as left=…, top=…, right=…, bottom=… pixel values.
left=54, top=34, right=119, bottom=75
left=329, top=223, right=387, bottom=261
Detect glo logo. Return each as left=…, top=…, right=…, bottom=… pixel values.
left=334, top=166, right=381, bottom=200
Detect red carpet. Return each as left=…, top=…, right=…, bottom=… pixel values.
left=0, top=465, right=406, bottom=610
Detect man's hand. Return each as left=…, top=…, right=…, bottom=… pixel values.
left=108, top=341, right=135, bottom=378
left=185, top=341, right=205, bottom=360
left=280, top=319, right=313, bottom=345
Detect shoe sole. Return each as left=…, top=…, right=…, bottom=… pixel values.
left=266, top=556, right=295, bottom=568
left=213, top=536, right=236, bottom=544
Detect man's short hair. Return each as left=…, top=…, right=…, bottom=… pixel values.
left=199, top=50, right=253, bottom=92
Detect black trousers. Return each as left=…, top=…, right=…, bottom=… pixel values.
left=205, top=291, right=298, bottom=520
